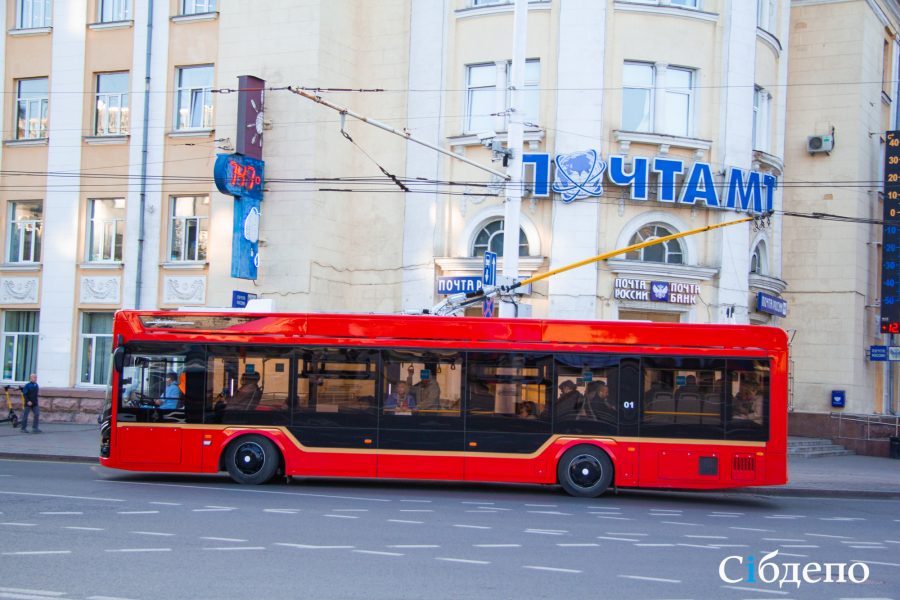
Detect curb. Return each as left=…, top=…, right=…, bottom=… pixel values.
left=0, top=452, right=98, bottom=464
left=725, top=487, right=900, bottom=500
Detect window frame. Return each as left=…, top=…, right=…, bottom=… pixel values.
left=15, top=78, right=49, bottom=140
left=625, top=223, right=685, bottom=265
left=465, top=63, right=497, bottom=135
left=752, top=85, right=771, bottom=152
left=471, top=218, right=529, bottom=258
left=174, top=65, right=214, bottom=130
left=1, top=311, right=39, bottom=384
left=98, top=0, right=130, bottom=23
left=94, top=72, right=130, bottom=136
left=15, top=0, right=50, bottom=29
left=168, top=195, right=209, bottom=263
left=79, top=312, right=114, bottom=387
left=181, top=0, right=216, bottom=15
left=621, top=62, right=696, bottom=137
left=750, top=240, right=768, bottom=275
left=7, top=201, right=43, bottom=264
left=87, top=198, right=125, bottom=263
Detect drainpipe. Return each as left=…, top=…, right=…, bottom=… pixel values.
left=135, top=0, right=154, bottom=309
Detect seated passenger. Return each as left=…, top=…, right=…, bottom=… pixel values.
left=556, top=379, right=584, bottom=420
left=582, top=381, right=615, bottom=420
left=384, top=381, right=416, bottom=412
left=734, top=384, right=763, bottom=423
left=516, top=400, right=538, bottom=419
left=157, top=371, right=181, bottom=410
left=413, top=377, right=441, bottom=410
left=232, top=373, right=262, bottom=409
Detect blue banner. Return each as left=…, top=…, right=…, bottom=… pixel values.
left=756, top=292, right=788, bottom=317
left=437, top=276, right=483, bottom=295
left=231, top=196, right=260, bottom=280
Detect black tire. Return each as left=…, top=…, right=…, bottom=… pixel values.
left=225, top=435, right=280, bottom=485
left=557, top=445, right=613, bottom=498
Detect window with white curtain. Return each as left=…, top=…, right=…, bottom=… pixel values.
left=16, top=0, right=50, bottom=29
left=95, top=72, right=130, bottom=135
left=87, top=199, right=125, bottom=262
left=175, top=66, right=214, bottom=130
left=98, top=0, right=130, bottom=22
left=7, top=201, right=42, bottom=263
left=465, top=59, right=540, bottom=133
left=16, top=78, right=49, bottom=140
left=752, top=86, right=771, bottom=152
left=622, top=62, right=694, bottom=137
left=80, top=312, right=114, bottom=386
left=169, top=196, right=209, bottom=262
left=182, top=0, right=216, bottom=15
left=2, top=311, right=39, bottom=383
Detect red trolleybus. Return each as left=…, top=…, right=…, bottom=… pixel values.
left=100, top=311, right=788, bottom=497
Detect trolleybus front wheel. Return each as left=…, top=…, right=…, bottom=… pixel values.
left=225, top=435, right=280, bottom=485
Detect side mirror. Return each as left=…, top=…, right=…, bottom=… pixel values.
left=113, top=345, right=126, bottom=374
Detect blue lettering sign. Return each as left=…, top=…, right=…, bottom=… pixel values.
left=552, top=150, right=606, bottom=203
left=756, top=292, right=788, bottom=318
left=522, top=153, right=550, bottom=197
left=652, top=158, right=684, bottom=203
left=608, top=155, right=649, bottom=200
left=870, top=345, right=888, bottom=361
left=436, top=276, right=484, bottom=295
left=679, top=161, right=720, bottom=208
left=726, top=168, right=763, bottom=213
left=762, top=173, right=777, bottom=213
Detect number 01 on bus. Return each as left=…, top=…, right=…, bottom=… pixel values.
left=99, top=311, right=788, bottom=497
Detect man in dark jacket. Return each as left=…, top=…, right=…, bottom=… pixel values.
left=21, top=373, right=40, bottom=433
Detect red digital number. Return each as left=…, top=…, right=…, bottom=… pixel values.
left=229, top=161, right=261, bottom=191
left=882, top=322, right=900, bottom=334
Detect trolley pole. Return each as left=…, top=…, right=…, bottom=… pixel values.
left=499, top=0, right=528, bottom=318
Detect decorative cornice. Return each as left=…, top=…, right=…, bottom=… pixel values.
left=448, top=129, right=545, bottom=151
left=0, top=263, right=41, bottom=272
left=88, top=20, right=134, bottom=30
left=8, top=26, right=51, bottom=36
left=752, top=150, right=784, bottom=175
left=613, top=130, right=713, bottom=158
left=435, top=256, right=545, bottom=275
left=455, top=0, right=551, bottom=20
left=606, top=258, right=719, bottom=281
left=84, top=135, right=129, bottom=145
left=749, top=273, right=788, bottom=295
left=171, top=12, right=219, bottom=24
left=613, top=1, right=719, bottom=24
left=163, top=276, right=206, bottom=305
left=0, top=277, right=39, bottom=304
left=3, top=138, right=48, bottom=147
left=757, top=27, right=783, bottom=58
left=167, top=128, right=214, bottom=139
left=80, top=275, right=121, bottom=304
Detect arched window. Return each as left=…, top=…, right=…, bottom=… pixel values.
left=624, top=223, right=684, bottom=264
left=472, top=219, right=528, bottom=257
left=750, top=241, right=768, bottom=275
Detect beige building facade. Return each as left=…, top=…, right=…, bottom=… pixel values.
left=1, top=0, right=896, bottom=444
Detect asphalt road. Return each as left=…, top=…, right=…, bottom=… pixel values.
left=0, top=459, right=897, bottom=600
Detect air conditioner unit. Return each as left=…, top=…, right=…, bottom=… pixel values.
left=807, top=134, right=834, bottom=154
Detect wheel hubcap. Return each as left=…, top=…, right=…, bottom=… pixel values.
left=235, top=442, right=265, bottom=476
left=569, top=454, right=603, bottom=489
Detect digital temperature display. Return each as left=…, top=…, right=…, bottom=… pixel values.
left=214, top=153, right=265, bottom=200
left=881, top=131, right=900, bottom=333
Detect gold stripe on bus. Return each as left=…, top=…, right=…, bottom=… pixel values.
left=116, top=423, right=768, bottom=457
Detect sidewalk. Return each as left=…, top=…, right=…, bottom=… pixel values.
left=1, top=423, right=899, bottom=498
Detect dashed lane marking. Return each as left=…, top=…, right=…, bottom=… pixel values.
left=556, top=543, right=599, bottom=547
left=805, top=533, right=852, bottom=539
left=527, top=511, right=572, bottom=516
left=399, top=499, right=431, bottom=503
left=453, top=524, right=491, bottom=529
left=0, top=523, right=35, bottom=527
left=435, top=557, right=490, bottom=565
left=263, top=509, right=300, bottom=514
left=201, top=537, right=247, bottom=542
left=730, top=527, right=774, bottom=532
left=324, top=514, right=359, bottom=519
left=778, top=544, right=820, bottom=549
left=819, top=517, right=865, bottom=521
left=104, top=548, right=172, bottom=553
left=762, top=538, right=806, bottom=542
left=332, top=509, right=368, bottom=512
left=594, top=516, right=633, bottom=520
left=685, top=535, right=728, bottom=540
left=203, top=547, right=265, bottom=551
left=148, top=502, right=181, bottom=506
left=0, top=491, right=125, bottom=502
left=721, top=584, right=789, bottom=595
left=847, top=546, right=887, bottom=550
left=275, top=543, right=354, bottom=549
left=353, top=550, right=404, bottom=557
left=98, top=480, right=391, bottom=502
left=387, top=545, right=440, bottom=549
left=525, top=529, right=567, bottom=535
left=634, top=543, right=675, bottom=547
left=473, top=544, right=520, bottom=548
left=387, top=519, right=423, bottom=524
left=523, top=566, right=581, bottom=574
left=399, top=509, right=433, bottom=513
left=606, top=532, right=648, bottom=536
left=0, top=587, right=65, bottom=596
left=130, top=531, right=175, bottom=537
left=662, top=522, right=702, bottom=527
left=1, top=551, right=71, bottom=556
left=64, top=526, right=104, bottom=531
left=39, top=512, right=82, bottom=515
left=618, top=575, right=681, bottom=583
left=116, top=511, right=159, bottom=515
left=524, top=504, right=557, bottom=508
left=597, top=536, right=640, bottom=542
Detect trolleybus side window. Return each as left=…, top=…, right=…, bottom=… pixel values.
left=553, top=354, right=618, bottom=435
left=118, top=344, right=204, bottom=424
left=205, top=346, right=290, bottom=425
left=381, top=350, right=463, bottom=419
left=466, top=352, right=551, bottom=432
left=640, top=357, right=727, bottom=439
left=726, top=359, right=769, bottom=441
left=294, top=348, right=378, bottom=428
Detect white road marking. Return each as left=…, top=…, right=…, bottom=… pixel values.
left=676, top=543, right=719, bottom=550
left=192, top=508, right=234, bottom=512
left=1, top=551, right=71, bottom=556
left=557, top=543, right=600, bottom=547
left=805, top=533, right=852, bottom=539
left=275, top=543, right=354, bottom=549
left=884, top=539, right=900, bottom=544
left=524, top=504, right=557, bottom=508
left=779, top=544, right=820, bottom=548
left=662, top=521, right=701, bottom=527
left=527, top=511, right=572, bottom=516
left=263, top=509, right=300, bottom=514
left=324, top=514, right=359, bottom=519
left=711, top=511, right=744, bottom=515
left=474, top=544, right=520, bottom=548
left=721, top=584, right=789, bottom=595
left=525, top=529, right=567, bottom=535
left=201, top=537, right=248, bottom=542
left=777, top=552, right=809, bottom=558
left=399, top=509, right=433, bottom=513
left=38, top=512, right=82, bottom=515
left=763, top=538, right=806, bottom=542
left=819, top=517, right=865, bottom=521
left=597, top=536, right=640, bottom=542
left=104, top=548, right=172, bottom=553
left=453, top=524, right=491, bottom=529
left=595, top=516, right=633, bottom=520
left=730, top=527, right=773, bottom=532
left=855, top=560, right=900, bottom=566
left=0, top=491, right=124, bottom=502
left=203, top=546, right=265, bottom=551
left=607, top=532, right=648, bottom=536
left=117, top=511, right=159, bottom=515
left=618, top=575, right=681, bottom=583
left=387, top=519, right=423, bottom=524
left=399, top=499, right=431, bottom=503
left=353, top=550, right=404, bottom=556
left=524, top=565, right=581, bottom=574
left=148, top=502, right=181, bottom=506
left=685, top=535, right=728, bottom=539
left=0, top=587, right=65, bottom=596
left=466, top=510, right=500, bottom=513
left=462, top=501, right=491, bottom=505
left=0, top=523, right=36, bottom=527
left=707, top=514, right=740, bottom=518
left=840, top=541, right=883, bottom=545
left=89, top=596, right=140, bottom=600
left=436, top=557, right=490, bottom=565
left=387, top=545, right=440, bottom=549
left=64, top=526, right=104, bottom=531
left=847, top=545, right=887, bottom=550
left=765, top=515, right=805, bottom=519
left=130, top=531, right=175, bottom=537
left=634, top=543, right=675, bottom=547
left=332, top=509, right=368, bottom=512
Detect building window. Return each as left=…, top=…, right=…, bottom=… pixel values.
left=466, top=63, right=496, bottom=134
left=95, top=72, right=129, bottom=136
left=625, top=223, right=684, bottom=264
left=472, top=218, right=528, bottom=257
left=510, top=60, right=541, bottom=128
left=182, top=0, right=216, bottom=14
left=87, top=199, right=125, bottom=262
left=2, top=311, right=39, bottom=383
left=98, top=0, right=130, bottom=22
left=750, top=241, right=768, bottom=275
left=7, top=201, right=42, bottom=264
left=756, top=0, right=776, bottom=32
left=16, top=0, right=50, bottom=29
left=175, top=66, right=214, bottom=130
left=79, top=312, right=113, bottom=386
left=752, top=86, right=771, bottom=152
left=622, top=62, right=695, bottom=137
left=15, top=78, right=49, bottom=140
left=169, top=196, right=209, bottom=262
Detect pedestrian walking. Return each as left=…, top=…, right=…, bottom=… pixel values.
left=20, top=373, right=40, bottom=433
